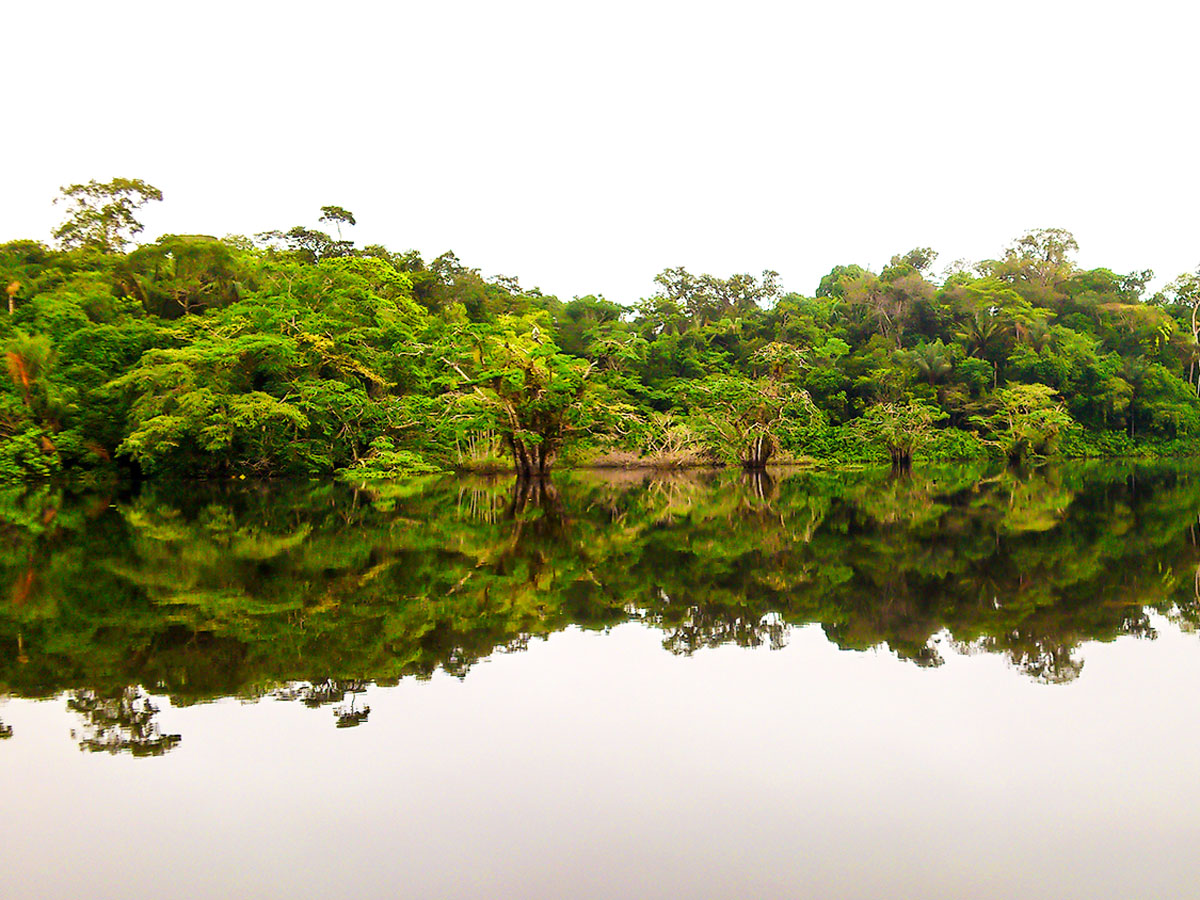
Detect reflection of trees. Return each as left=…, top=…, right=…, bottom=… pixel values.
left=334, top=692, right=370, bottom=728
left=740, top=468, right=777, bottom=504
left=622, top=463, right=1200, bottom=682
left=660, top=606, right=787, bottom=655
left=273, top=679, right=372, bottom=728
left=1, top=461, right=1200, bottom=742
left=68, top=687, right=181, bottom=757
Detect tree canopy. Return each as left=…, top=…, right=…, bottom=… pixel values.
left=3, top=188, right=1200, bottom=480
left=51, top=178, right=162, bottom=253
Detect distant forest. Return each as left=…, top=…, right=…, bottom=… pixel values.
left=4, top=177, right=1200, bottom=480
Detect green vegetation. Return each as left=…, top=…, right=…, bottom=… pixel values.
left=4, top=462, right=1200, bottom=752
left=3, top=184, right=1200, bottom=480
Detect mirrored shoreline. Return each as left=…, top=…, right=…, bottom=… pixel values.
left=4, top=461, right=1200, bottom=755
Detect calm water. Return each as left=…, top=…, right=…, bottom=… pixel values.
left=3, top=463, right=1200, bottom=898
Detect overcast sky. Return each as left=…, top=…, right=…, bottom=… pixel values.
left=6, top=0, right=1198, bottom=302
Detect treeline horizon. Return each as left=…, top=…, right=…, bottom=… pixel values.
left=4, top=177, right=1200, bottom=480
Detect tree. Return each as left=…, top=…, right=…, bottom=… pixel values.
left=892, top=247, right=938, bottom=273
left=110, top=344, right=311, bottom=475
left=843, top=267, right=935, bottom=349
left=442, top=318, right=603, bottom=477
left=257, top=226, right=352, bottom=263
left=52, top=178, right=162, bottom=253
left=905, top=340, right=955, bottom=386
left=1160, top=269, right=1200, bottom=393
left=651, top=267, right=781, bottom=326
left=815, top=264, right=867, bottom=299
left=128, top=234, right=242, bottom=317
left=5, top=330, right=56, bottom=416
left=973, top=383, right=1073, bottom=463
left=257, top=207, right=359, bottom=262
left=851, top=401, right=946, bottom=469
left=680, top=344, right=816, bottom=469
left=984, top=228, right=1079, bottom=297
left=632, top=295, right=687, bottom=337
left=319, top=205, right=357, bottom=240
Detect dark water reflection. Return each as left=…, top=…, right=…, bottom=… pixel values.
left=4, top=462, right=1200, bottom=722
left=5, top=462, right=1200, bottom=898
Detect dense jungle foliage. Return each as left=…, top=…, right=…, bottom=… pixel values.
left=2, top=462, right=1200, bottom=752
left=5, top=179, right=1200, bottom=480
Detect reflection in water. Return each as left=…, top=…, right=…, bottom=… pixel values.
left=67, top=686, right=181, bottom=756
left=3, top=462, right=1200, bottom=752
left=272, top=680, right=372, bottom=728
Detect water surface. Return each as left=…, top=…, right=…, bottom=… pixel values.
left=3, top=463, right=1200, bottom=898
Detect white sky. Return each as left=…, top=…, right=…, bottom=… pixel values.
left=5, top=0, right=1198, bottom=302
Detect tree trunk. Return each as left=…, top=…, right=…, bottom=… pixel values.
left=508, top=436, right=534, bottom=478
left=510, top=435, right=554, bottom=478
left=743, top=433, right=773, bottom=470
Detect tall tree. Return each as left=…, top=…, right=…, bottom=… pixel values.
left=52, top=178, right=162, bottom=253
left=651, top=267, right=781, bottom=326
left=319, top=205, right=357, bottom=240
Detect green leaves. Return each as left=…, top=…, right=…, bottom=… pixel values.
left=677, top=372, right=818, bottom=467
left=851, top=401, right=948, bottom=467
left=440, top=316, right=602, bottom=475
left=971, top=383, right=1074, bottom=463
left=52, top=178, right=162, bottom=254
left=336, top=437, right=443, bottom=480
left=10, top=201, right=1200, bottom=481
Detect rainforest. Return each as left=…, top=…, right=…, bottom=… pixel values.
left=5, top=178, right=1200, bottom=482
left=11, top=180, right=1200, bottom=900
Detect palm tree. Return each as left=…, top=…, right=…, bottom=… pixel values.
left=908, top=340, right=954, bottom=386
left=955, top=312, right=1006, bottom=389
left=956, top=311, right=1006, bottom=359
